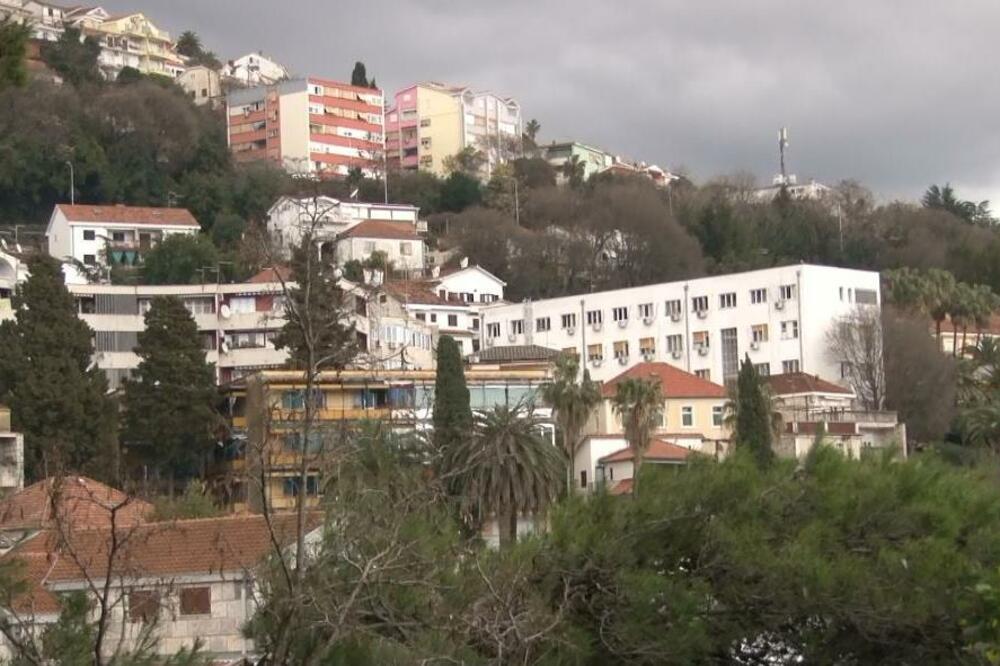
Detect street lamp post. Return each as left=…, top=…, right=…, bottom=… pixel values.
left=65, top=161, right=75, bottom=204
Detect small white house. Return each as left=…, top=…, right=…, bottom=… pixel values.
left=221, top=52, right=290, bottom=87
left=46, top=204, right=200, bottom=270
left=335, top=220, right=425, bottom=274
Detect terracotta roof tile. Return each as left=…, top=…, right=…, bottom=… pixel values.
left=598, top=438, right=692, bottom=464
left=339, top=220, right=421, bottom=241
left=248, top=266, right=292, bottom=283
left=765, top=373, right=853, bottom=396
left=384, top=280, right=449, bottom=305
left=0, top=477, right=152, bottom=531
left=56, top=204, right=200, bottom=227
left=471, top=345, right=561, bottom=364
left=601, top=362, right=727, bottom=398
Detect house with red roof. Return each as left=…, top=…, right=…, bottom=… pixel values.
left=46, top=204, right=200, bottom=271
left=334, top=219, right=425, bottom=274
left=573, top=362, right=729, bottom=492
left=598, top=438, right=692, bottom=495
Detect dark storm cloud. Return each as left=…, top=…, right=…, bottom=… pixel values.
left=102, top=0, right=1000, bottom=202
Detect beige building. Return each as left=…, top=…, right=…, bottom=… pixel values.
left=64, top=7, right=186, bottom=79
left=178, top=65, right=223, bottom=107
left=575, top=362, right=729, bottom=493
left=386, top=82, right=522, bottom=179
left=0, top=0, right=66, bottom=41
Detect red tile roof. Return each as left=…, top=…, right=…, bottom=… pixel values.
left=248, top=266, right=292, bottom=283
left=598, top=438, right=692, bottom=464
left=339, top=220, right=421, bottom=241
left=609, top=478, right=634, bottom=496
left=384, top=280, right=450, bottom=305
left=56, top=204, right=200, bottom=227
left=3, top=512, right=320, bottom=613
left=765, top=373, right=853, bottom=396
left=0, top=477, right=152, bottom=531
left=601, top=362, right=727, bottom=399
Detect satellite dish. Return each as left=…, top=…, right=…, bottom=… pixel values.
left=220, top=304, right=231, bottom=319
left=220, top=338, right=230, bottom=353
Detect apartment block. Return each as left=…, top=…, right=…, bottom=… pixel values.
left=0, top=0, right=66, bottom=41
left=178, top=65, right=223, bottom=107
left=0, top=249, right=27, bottom=322
left=540, top=141, right=614, bottom=183
left=64, top=7, right=185, bottom=79
left=480, top=264, right=881, bottom=385
left=214, top=368, right=553, bottom=513
left=221, top=51, right=289, bottom=87
left=46, top=204, right=200, bottom=271
left=67, top=275, right=435, bottom=389
left=226, top=78, right=384, bottom=178
left=385, top=82, right=521, bottom=178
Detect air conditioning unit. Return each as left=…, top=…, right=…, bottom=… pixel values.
left=507, top=333, right=517, bottom=342
left=617, top=319, right=628, bottom=329
left=592, top=322, right=602, bottom=332
left=670, top=312, right=682, bottom=322
left=750, top=340, right=760, bottom=351
left=696, top=309, right=708, bottom=319
left=566, top=326, right=576, bottom=336
left=616, top=354, right=629, bottom=365
left=591, top=357, right=603, bottom=367
left=643, top=316, right=654, bottom=326
left=485, top=337, right=494, bottom=347
left=642, top=351, right=655, bottom=361
left=775, top=300, right=786, bottom=311
left=671, top=349, right=683, bottom=360
left=696, top=344, right=709, bottom=356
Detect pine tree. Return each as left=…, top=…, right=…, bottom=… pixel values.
left=122, top=296, right=219, bottom=491
left=733, top=354, right=774, bottom=468
left=0, top=255, right=117, bottom=480
left=271, top=237, right=357, bottom=370
left=432, top=335, right=472, bottom=456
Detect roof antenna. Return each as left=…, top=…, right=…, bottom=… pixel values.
left=777, top=127, right=788, bottom=186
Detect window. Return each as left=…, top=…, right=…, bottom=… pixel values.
left=281, top=389, right=325, bottom=410
left=129, top=591, right=160, bottom=623
left=755, top=362, right=771, bottom=376
left=587, top=343, right=603, bottom=361
left=201, top=88, right=208, bottom=97
left=692, top=331, right=709, bottom=348
left=666, top=334, right=683, bottom=353
left=472, top=318, right=480, bottom=330
left=691, top=296, right=708, bottom=312
left=782, top=359, right=801, bottom=373
left=536, top=317, right=551, bottom=332
left=681, top=406, right=694, bottom=427
left=856, top=288, right=878, bottom=305
left=430, top=313, right=437, bottom=323
left=416, top=312, right=426, bottom=321
left=665, top=299, right=682, bottom=317
left=751, top=324, right=769, bottom=343
left=111, top=231, right=126, bottom=242
left=695, top=369, right=711, bottom=380
left=841, top=361, right=851, bottom=379
left=580, top=470, right=587, bottom=488
left=612, top=306, right=629, bottom=322
left=510, top=319, right=524, bottom=335
left=364, top=241, right=376, bottom=253
left=283, top=475, right=320, bottom=497
left=779, top=284, right=795, bottom=300
left=780, top=320, right=799, bottom=339
left=179, top=587, right=211, bottom=616
left=82, top=229, right=95, bottom=241
left=419, top=118, right=431, bottom=127
left=562, top=346, right=579, bottom=359
left=83, top=254, right=96, bottom=265
left=613, top=340, right=629, bottom=359
left=750, top=288, right=767, bottom=304
left=400, top=242, right=412, bottom=256
left=639, top=337, right=655, bottom=355
left=638, top=303, right=654, bottom=319
left=712, top=405, right=724, bottom=427
left=487, top=322, right=500, bottom=338
left=586, top=309, right=603, bottom=325
left=561, top=313, right=577, bottom=329
left=183, top=298, right=215, bottom=315
left=719, top=292, right=737, bottom=309
left=447, top=314, right=458, bottom=327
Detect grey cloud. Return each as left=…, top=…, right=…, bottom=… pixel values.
left=100, top=0, right=1000, bottom=202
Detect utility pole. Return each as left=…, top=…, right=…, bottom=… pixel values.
left=778, top=127, right=789, bottom=185
left=65, top=161, right=75, bottom=204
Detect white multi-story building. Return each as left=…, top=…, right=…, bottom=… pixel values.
left=386, top=263, right=506, bottom=356
left=0, top=249, right=27, bottom=322
left=480, top=264, right=881, bottom=385
left=221, top=52, right=289, bottom=87
left=46, top=204, right=200, bottom=271
left=0, top=0, right=65, bottom=41
left=67, top=274, right=436, bottom=390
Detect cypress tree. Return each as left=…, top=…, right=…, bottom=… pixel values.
left=122, top=296, right=219, bottom=491
left=432, top=335, right=472, bottom=455
left=733, top=354, right=774, bottom=468
left=0, top=255, right=117, bottom=480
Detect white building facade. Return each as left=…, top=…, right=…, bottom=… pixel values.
left=480, top=264, right=881, bottom=384
left=0, top=0, right=65, bottom=41
left=221, top=52, right=289, bottom=87
left=46, top=204, right=200, bottom=270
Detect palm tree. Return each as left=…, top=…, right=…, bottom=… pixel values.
left=443, top=404, right=564, bottom=548
left=540, top=354, right=601, bottom=492
left=970, top=284, right=999, bottom=347
left=562, top=155, right=586, bottom=189
left=884, top=267, right=928, bottom=313
left=611, top=378, right=663, bottom=496
left=922, top=269, right=957, bottom=350
left=524, top=118, right=541, bottom=142
left=959, top=404, right=1000, bottom=455
left=949, top=281, right=976, bottom=356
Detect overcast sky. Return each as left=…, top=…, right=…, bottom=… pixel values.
left=102, top=0, right=1000, bottom=205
